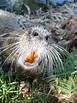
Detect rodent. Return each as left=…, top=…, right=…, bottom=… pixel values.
left=0, top=10, right=65, bottom=78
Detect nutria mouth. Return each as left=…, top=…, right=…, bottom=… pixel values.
left=17, top=52, right=40, bottom=70
left=24, top=50, right=41, bottom=69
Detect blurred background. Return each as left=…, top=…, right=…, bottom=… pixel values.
left=0, top=0, right=76, bottom=12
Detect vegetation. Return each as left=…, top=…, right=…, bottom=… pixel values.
left=0, top=0, right=77, bottom=103
left=0, top=50, right=77, bottom=103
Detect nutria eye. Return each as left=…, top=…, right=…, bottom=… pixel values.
left=33, top=32, right=39, bottom=36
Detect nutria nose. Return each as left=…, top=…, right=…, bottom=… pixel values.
left=45, top=35, right=50, bottom=41
left=45, top=35, right=51, bottom=44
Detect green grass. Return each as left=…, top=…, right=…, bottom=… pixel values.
left=0, top=51, right=77, bottom=103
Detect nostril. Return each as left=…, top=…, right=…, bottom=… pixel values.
left=45, top=35, right=50, bottom=41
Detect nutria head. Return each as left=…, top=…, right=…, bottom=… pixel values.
left=0, top=24, right=68, bottom=75
left=17, top=25, right=54, bottom=73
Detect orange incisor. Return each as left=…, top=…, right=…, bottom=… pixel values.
left=25, top=51, right=38, bottom=63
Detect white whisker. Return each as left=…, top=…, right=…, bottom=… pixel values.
left=49, top=46, right=64, bottom=70
left=47, top=53, right=53, bottom=74
left=0, top=33, right=9, bottom=37
left=2, top=46, right=20, bottom=66
left=52, top=44, right=70, bottom=56
left=0, top=42, right=19, bottom=54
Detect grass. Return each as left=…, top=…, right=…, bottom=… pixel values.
left=0, top=51, right=77, bottom=103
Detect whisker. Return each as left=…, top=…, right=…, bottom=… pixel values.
left=0, top=42, right=19, bottom=54
left=48, top=51, right=59, bottom=73
left=0, top=37, right=20, bottom=42
left=9, top=47, right=22, bottom=70
left=52, top=44, right=70, bottom=56
left=46, top=53, right=53, bottom=74
left=43, top=53, right=48, bottom=67
left=47, top=46, right=64, bottom=72
left=0, top=33, right=9, bottom=37
left=10, top=45, right=20, bottom=51
left=51, top=47, right=64, bottom=70
left=0, top=32, right=21, bottom=38
left=41, top=55, right=45, bottom=72
left=2, top=46, right=20, bottom=66
left=0, top=42, right=19, bottom=48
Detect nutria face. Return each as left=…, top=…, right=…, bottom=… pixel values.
left=1, top=25, right=67, bottom=74
left=17, top=26, right=53, bottom=71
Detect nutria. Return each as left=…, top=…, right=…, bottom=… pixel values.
left=0, top=10, right=67, bottom=79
